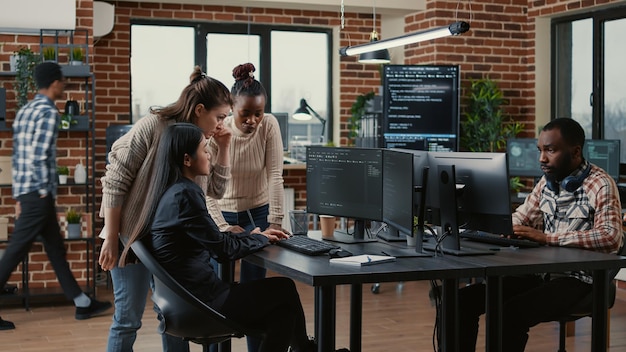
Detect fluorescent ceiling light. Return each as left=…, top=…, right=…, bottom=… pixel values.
left=340, top=21, right=470, bottom=57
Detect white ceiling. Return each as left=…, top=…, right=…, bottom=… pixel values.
left=122, top=0, right=425, bottom=15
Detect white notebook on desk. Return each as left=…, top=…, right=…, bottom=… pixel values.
left=329, top=254, right=396, bottom=266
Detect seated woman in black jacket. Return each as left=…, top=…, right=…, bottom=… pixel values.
left=123, top=122, right=321, bottom=352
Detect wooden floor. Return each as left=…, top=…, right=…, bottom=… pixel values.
left=2, top=275, right=626, bottom=352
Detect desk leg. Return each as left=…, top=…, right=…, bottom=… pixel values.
left=591, top=269, right=609, bottom=352
left=441, top=278, right=459, bottom=352
left=315, top=285, right=336, bottom=352
left=350, top=284, right=362, bottom=352
left=485, top=276, right=502, bottom=352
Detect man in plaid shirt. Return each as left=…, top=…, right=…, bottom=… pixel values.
left=0, top=62, right=110, bottom=331
left=458, top=118, right=623, bottom=352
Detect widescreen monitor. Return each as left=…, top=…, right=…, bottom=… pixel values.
left=583, top=139, right=620, bottom=181
left=425, top=152, right=513, bottom=255
left=382, top=65, right=460, bottom=152
left=381, top=149, right=414, bottom=242
left=507, top=138, right=542, bottom=177
left=306, top=146, right=383, bottom=243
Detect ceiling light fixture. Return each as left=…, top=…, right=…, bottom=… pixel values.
left=358, top=0, right=390, bottom=64
left=340, top=21, right=470, bottom=58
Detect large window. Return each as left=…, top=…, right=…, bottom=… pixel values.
left=553, top=7, right=626, bottom=174
left=131, top=20, right=332, bottom=145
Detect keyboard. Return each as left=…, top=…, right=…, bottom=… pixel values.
left=276, top=235, right=340, bottom=255
left=460, top=230, right=541, bottom=248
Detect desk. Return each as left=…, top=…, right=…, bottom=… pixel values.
left=246, top=234, right=626, bottom=352
left=460, top=245, right=626, bottom=352
left=245, top=234, right=484, bottom=352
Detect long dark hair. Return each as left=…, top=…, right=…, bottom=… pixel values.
left=120, top=123, right=205, bottom=265
left=151, top=66, right=232, bottom=123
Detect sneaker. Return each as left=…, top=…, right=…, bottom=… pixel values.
left=0, top=317, right=15, bottom=330
left=75, top=298, right=112, bottom=320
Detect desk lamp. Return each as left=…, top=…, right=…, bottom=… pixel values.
left=293, top=98, right=326, bottom=143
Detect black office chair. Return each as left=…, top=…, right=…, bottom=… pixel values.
left=555, top=281, right=617, bottom=352
left=130, top=240, right=264, bottom=351
left=551, top=242, right=625, bottom=352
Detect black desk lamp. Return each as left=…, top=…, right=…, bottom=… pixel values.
left=293, top=98, right=326, bottom=143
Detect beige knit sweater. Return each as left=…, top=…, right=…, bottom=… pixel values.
left=207, top=113, right=285, bottom=230
left=100, top=113, right=230, bottom=239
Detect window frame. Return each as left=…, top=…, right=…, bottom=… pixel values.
left=551, top=5, right=626, bottom=175
left=130, top=18, right=334, bottom=140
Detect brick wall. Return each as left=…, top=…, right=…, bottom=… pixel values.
left=0, top=0, right=94, bottom=293
left=0, top=0, right=622, bottom=290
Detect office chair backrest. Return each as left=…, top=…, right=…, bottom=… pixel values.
left=130, top=240, right=248, bottom=344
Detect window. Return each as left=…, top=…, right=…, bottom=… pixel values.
left=130, top=24, right=194, bottom=122
left=553, top=7, right=626, bottom=174
left=131, top=20, right=332, bottom=145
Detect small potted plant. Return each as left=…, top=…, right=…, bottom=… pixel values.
left=70, top=47, right=84, bottom=65
left=57, top=165, right=69, bottom=184
left=65, top=207, right=82, bottom=239
left=12, top=47, right=40, bottom=109
left=42, top=47, right=56, bottom=62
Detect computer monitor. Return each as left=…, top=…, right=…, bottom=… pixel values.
left=271, top=112, right=289, bottom=151
left=380, top=149, right=414, bottom=242
left=583, top=139, right=620, bottom=181
left=306, top=146, right=383, bottom=243
left=379, top=149, right=431, bottom=256
left=382, top=65, right=460, bottom=152
left=507, top=138, right=542, bottom=177
left=425, top=151, right=513, bottom=255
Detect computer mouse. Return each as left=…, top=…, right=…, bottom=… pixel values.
left=328, top=248, right=353, bottom=258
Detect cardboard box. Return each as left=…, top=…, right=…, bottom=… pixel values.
left=0, top=156, right=11, bottom=185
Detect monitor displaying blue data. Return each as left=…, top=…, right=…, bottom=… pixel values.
left=583, top=139, right=620, bottom=181
left=507, top=138, right=542, bottom=177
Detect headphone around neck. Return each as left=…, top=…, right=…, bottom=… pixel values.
left=546, top=163, right=591, bottom=193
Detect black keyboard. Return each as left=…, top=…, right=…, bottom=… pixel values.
left=276, top=235, right=340, bottom=255
left=460, top=230, right=541, bottom=248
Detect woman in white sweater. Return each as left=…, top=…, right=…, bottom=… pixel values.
left=207, top=63, right=287, bottom=352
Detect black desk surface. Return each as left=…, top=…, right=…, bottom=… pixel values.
left=246, top=233, right=626, bottom=285
left=457, top=241, right=626, bottom=275
left=245, top=238, right=485, bottom=286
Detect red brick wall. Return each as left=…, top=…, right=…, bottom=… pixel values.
left=0, top=0, right=94, bottom=292
left=0, top=0, right=623, bottom=291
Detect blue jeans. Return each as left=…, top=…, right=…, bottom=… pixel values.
left=106, top=260, right=190, bottom=352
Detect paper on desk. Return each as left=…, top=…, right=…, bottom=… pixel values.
left=329, top=254, right=396, bottom=266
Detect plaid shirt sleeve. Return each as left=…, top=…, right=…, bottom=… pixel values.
left=32, top=108, right=58, bottom=195
left=511, top=178, right=545, bottom=230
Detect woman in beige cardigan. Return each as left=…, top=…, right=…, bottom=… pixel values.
left=98, top=67, right=233, bottom=352
left=207, top=63, right=287, bottom=352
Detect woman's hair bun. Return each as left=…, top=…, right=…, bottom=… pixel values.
left=232, top=63, right=256, bottom=82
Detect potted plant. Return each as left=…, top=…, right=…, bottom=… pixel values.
left=460, top=78, right=525, bottom=192
left=12, top=47, right=40, bottom=109
left=60, top=113, right=74, bottom=129
left=42, top=47, right=56, bottom=62
left=57, top=165, right=69, bottom=184
left=65, top=207, right=82, bottom=239
left=70, top=47, right=84, bottom=65
left=347, top=91, right=375, bottom=146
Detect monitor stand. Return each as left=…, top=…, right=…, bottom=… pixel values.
left=423, top=165, right=493, bottom=256
left=323, top=219, right=378, bottom=244
left=377, top=228, right=408, bottom=242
